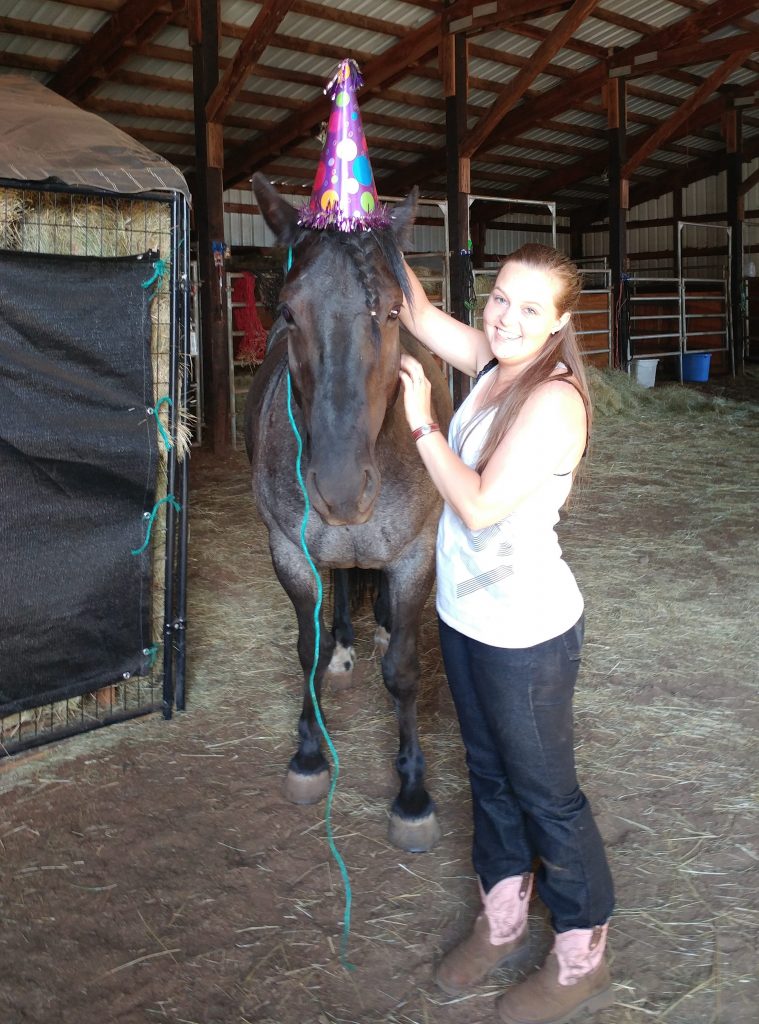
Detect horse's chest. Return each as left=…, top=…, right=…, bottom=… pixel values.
left=303, top=516, right=419, bottom=569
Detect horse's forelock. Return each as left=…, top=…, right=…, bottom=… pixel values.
left=292, top=227, right=411, bottom=313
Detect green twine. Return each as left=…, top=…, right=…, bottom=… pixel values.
left=285, top=369, right=355, bottom=972
left=131, top=494, right=181, bottom=556
left=142, top=258, right=167, bottom=301
left=152, top=395, right=173, bottom=451
left=143, top=644, right=159, bottom=668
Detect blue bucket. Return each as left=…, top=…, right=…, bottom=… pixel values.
left=682, top=352, right=711, bottom=382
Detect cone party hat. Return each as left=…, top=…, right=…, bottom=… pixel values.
left=298, top=59, right=389, bottom=231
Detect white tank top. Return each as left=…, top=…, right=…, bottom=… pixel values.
left=436, top=368, right=584, bottom=649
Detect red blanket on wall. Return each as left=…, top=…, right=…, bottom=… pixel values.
left=232, top=271, right=267, bottom=364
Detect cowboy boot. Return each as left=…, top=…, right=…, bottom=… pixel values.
left=435, top=872, right=533, bottom=996
left=496, top=923, right=612, bottom=1024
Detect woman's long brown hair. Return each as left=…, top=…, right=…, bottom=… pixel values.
left=464, top=243, right=592, bottom=476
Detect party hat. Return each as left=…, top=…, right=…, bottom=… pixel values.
left=298, top=59, right=390, bottom=231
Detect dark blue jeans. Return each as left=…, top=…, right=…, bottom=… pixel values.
left=439, top=615, right=614, bottom=933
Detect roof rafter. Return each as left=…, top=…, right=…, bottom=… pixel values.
left=460, top=0, right=602, bottom=157
left=205, top=0, right=296, bottom=124
left=382, top=0, right=759, bottom=195
left=446, top=0, right=573, bottom=34
left=47, top=0, right=173, bottom=99
left=622, top=51, right=749, bottom=178
left=222, top=1, right=483, bottom=186
left=609, top=30, right=759, bottom=78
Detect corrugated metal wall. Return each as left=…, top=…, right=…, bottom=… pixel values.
left=226, top=164, right=759, bottom=280
left=223, top=192, right=563, bottom=257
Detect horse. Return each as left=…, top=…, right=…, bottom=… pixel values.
left=245, top=173, right=452, bottom=853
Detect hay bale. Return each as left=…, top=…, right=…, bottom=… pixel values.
left=19, top=194, right=126, bottom=256
left=0, top=187, right=27, bottom=250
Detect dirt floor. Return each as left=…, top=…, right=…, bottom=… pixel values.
left=2, top=370, right=758, bottom=1024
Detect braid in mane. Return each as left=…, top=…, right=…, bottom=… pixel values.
left=346, top=233, right=381, bottom=340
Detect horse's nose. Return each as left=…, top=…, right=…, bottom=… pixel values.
left=306, top=464, right=381, bottom=525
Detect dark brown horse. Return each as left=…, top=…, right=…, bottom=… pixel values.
left=245, top=174, right=452, bottom=851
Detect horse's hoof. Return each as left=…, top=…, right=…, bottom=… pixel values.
left=388, top=811, right=441, bottom=853
left=374, top=626, right=390, bottom=654
left=326, top=642, right=356, bottom=691
left=284, top=768, right=330, bottom=805
left=327, top=657, right=365, bottom=692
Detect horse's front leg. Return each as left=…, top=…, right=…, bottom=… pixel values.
left=269, top=530, right=334, bottom=805
left=381, top=550, right=441, bottom=853
left=325, top=568, right=357, bottom=691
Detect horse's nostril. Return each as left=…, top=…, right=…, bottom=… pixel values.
left=360, top=467, right=380, bottom=510
left=306, top=469, right=332, bottom=515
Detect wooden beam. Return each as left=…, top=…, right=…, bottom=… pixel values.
left=442, top=29, right=471, bottom=407
left=499, top=3, right=759, bottom=141
left=725, top=107, right=743, bottom=366
left=446, top=0, right=573, bottom=34
left=576, top=134, right=759, bottom=229
left=205, top=0, right=296, bottom=124
left=460, top=0, right=601, bottom=158
left=608, top=31, right=759, bottom=78
left=222, top=3, right=462, bottom=186
left=77, top=0, right=186, bottom=99
left=607, top=77, right=628, bottom=368
left=622, top=51, right=750, bottom=178
left=392, top=0, right=759, bottom=196
left=190, top=0, right=231, bottom=454
left=47, top=0, right=170, bottom=98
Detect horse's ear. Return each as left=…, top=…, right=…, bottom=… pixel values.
left=251, top=173, right=301, bottom=246
left=389, top=186, right=418, bottom=248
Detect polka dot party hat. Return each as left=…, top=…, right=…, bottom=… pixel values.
left=298, top=59, right=390, bottom=232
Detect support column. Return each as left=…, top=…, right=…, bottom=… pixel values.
left=724, top=107, right=743, bottom=372
left=569, top=220, right=584, bottom=263
left=442, top=30, right=470, bottom=407
left=672, top=185, right=682, bottom=278
left=606, top=77, right=628, bottom=368
left=189, top=0, right=231, bottom=452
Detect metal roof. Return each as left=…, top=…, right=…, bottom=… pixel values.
left=0, top=0, right=757, bottom=225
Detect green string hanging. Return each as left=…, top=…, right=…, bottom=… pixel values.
left=142, top=644, right=159, bottom=668
left=142, top=258, right=167, bottom=301
left=152, top=395, right=173, bottom=451
left=131, top=494, right=181, bottom=556
left=285, top=369, right=355, bottom=972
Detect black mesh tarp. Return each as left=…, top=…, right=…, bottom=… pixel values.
left=0, top=249, right=158, bottom=712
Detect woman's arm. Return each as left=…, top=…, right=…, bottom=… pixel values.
left=400, top=358, right=586, bottom=531
left=400, top=261, right=491, bottom=378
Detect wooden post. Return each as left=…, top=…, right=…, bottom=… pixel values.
left=672, top=185, right=682, bottom=278
left=443, top=30, right=470, bottom=408
left=190, top=0, right=231, bottom=453
left=724, top=108, right=743, bottom=372
left=569, top=219, right=584, bottom=263
left=606, top=77, right=628, bottom=368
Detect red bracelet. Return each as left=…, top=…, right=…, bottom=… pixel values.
left=411, top=422, right=440, bottom=442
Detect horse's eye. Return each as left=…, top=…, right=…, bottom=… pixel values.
left=388, top=307, right=400, bottom=321
left=281, top=305, right=294, bottom=324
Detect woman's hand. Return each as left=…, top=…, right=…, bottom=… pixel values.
left=399, top=353, right=433, bottom=432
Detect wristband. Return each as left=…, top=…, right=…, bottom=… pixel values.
left=411, top=422, right=440, bottom=442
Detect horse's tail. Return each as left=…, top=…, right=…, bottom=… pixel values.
left=330, top=568, right=382, bottom=611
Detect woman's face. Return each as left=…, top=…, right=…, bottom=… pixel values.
left=482, top=262, right=569, bottom=370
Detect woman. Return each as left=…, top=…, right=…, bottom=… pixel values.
left=398, top=244, right=614, bottom=1024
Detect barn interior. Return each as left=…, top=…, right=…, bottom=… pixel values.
left=0, top=4, right=758, bottom=1024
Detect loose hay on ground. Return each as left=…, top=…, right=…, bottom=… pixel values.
left=1, top=369, right=757, bottom=1024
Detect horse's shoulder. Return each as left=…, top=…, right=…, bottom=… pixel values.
left=243, top=339, right=288, bottom=460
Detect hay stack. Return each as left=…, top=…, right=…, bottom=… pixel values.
left=0, top=187, right=27, bottom=249
left=0, top=186, right=189, bottom=738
